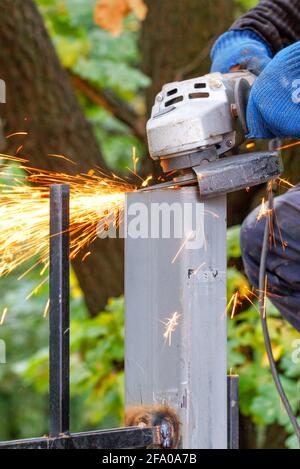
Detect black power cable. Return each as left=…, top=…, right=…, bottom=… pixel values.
left=259, top=181, right=300, bottom=446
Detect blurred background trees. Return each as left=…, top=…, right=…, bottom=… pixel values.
left=0, top=0, right=299, bottom=448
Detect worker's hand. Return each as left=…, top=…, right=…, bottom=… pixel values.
left=246, top=41, right=300, bottom=139
left=211, top=30, right=273, bottom=75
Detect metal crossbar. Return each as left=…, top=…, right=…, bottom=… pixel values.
left=0, top=427, right=156, bottom=449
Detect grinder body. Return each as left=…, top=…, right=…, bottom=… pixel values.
left=147, top=71, right=255, bottom=173
left=145, top=71, right=282, bottom=197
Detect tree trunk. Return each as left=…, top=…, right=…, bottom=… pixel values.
left=141, top=0, right=235, bottom=114
left=0, top=0, right=123, bottom=316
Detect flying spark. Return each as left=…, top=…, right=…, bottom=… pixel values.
left=193, top=262, right=206, bottom=276
left=276, top=141, right=300, bottom=152
left=246, top=142, right=256, bottom=150
left=278, top=178, right=295, bottom=189
left=16, top=145, right=23, bottom=154
left=262, top=275, right=268, bottom=319
left=132, top=147, right=139, bottom=176
left=230, top=292, right=240, bottom=319
left=161, top=312, right=181, bottom=346
left=0, top=307, right=8, bottom=326
left=224, top=292, right=242, bottom=319
left=262, top=182, right=288, bottom=251
left=171, top=231, right=195, bottom=264
left=141, top=175, right=153, bottom=188
left=0, top=155, right=135, bottom=279
left=48, top=153, right=78, bottom=166
left=6, top=132, right=28, bottom=139
left=256, top=198, right=272, bottom=222
left=82, top=251, right=91, bottom=262
left=43, top=299, right=50, bottom=319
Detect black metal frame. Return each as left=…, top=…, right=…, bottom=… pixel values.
left=49, top=184, right=70, bottom=437
left=0, top=184, right=157, bottom=450
left=0, top=428, right=156, bottom=449
left=227, top=375, right=239, bottom=450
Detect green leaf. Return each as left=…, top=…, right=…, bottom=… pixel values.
left=227, top=225, right=241, bottom=259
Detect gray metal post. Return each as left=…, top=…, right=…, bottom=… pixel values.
left=125, top=187, right=227, bottom=449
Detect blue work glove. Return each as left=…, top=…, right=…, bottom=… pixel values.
left=247, top=41, right=300, bottom=139
left=211, top=30, right=273, bottom=75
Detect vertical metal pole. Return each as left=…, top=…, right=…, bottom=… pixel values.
left=125, top=187, right=227, bottom=449
left=49, top=184, right=70, bottom=437
left=227, top=375, right=239, bottom=449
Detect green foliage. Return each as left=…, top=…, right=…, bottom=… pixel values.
left=227, top=225, right=242, bottom=259
left=237, top=0, right=258, bottom=8
left=234, top=0, right=258, bottom=18
left=0, top=262, right=124, bottom=439
left=16, top=295, right=125, bottom=431
left=35, top=0, right=150, bottom=171
left=0, top=270, right=50, bottom=439
left=227, top=226, right=300, bottom=449
left=84, top=103, right=144, bottom=170
left=37, top=0, right=149, bottom=95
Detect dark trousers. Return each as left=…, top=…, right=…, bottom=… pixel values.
left=241, top=185, right=300, bottom=332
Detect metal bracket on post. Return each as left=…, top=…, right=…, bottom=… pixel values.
left=192, top=152, right=283, bottom=198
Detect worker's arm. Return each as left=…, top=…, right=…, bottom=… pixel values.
left=211, top=0, right=300, bottom=74
left=246, top=41, right=300, bottom=139
left=232, top=0, right=300, bottom=53
left=211, top=0, right=300, bottom=140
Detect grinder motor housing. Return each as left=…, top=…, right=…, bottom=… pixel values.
left=147, top=71, right=255, bottom=173
left=145, top=71, right=283, bottom=197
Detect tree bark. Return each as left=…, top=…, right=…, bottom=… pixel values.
left=141, top=0, right=235, bottom=114
left=0, top=0, right=124, bottom=316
